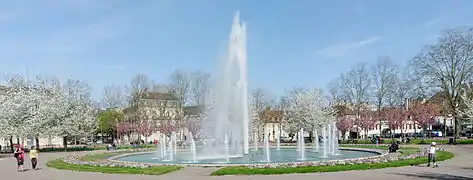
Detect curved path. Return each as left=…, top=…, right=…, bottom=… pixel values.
left=1, top=145, right=473, bottom=180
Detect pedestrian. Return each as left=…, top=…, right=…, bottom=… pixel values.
left=427, top=142, right=438, bottom=167
left=29, top=146, right=39, bottom=170
left=14, top=145, right=25, bottom=172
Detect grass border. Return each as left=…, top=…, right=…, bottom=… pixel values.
left=210, top=147, right=454, bottom=176
left=45, top=150, right=183, bottom=176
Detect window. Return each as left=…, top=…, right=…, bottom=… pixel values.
left=409, top=124, right=412, bottom=129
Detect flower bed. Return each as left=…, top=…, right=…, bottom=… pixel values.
left=62, top=148, right=166, bottom=168
left=243, top=146, right=444, bottom=169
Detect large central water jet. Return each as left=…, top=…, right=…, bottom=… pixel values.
left=199, top=12, right=250, bottom=158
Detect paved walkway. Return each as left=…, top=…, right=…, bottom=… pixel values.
left=1, top=146, right=473, bottom=180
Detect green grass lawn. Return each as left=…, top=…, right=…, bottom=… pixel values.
left=340, top=139, right=473, bottom=145
left=46, top=158, right=182, bottom=175
left=211, top=149, right=453, bottom=176
left=339, top=145, right=419, bottom=155
left=79, top=152, right=124, bottom=162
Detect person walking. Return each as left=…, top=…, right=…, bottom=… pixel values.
left=29, top=146, right=39, bottom=170
left=14, top=145, right=25, bottom=172
left=427, top=142, right=438, bottom=167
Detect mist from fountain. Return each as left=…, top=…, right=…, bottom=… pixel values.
left=264, top=133, right=270, bottom=162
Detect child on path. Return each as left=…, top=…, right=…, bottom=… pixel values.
left=427, top=142, right=438, bottom=167
left=29, top=146, right=39, bottom=170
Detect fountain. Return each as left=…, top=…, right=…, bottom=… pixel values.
left=264, top=132, right=270, bottom=162
left=115, top=13, right=380, bottom=165
left=314, top=129, right=319, bottom=152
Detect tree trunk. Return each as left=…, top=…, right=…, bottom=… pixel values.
left=35, top=137, right=40, bottom=149
left=414, top=122, right=417, bottom=139
left=443, top=118, right=447, bottom=137
left=16, top=138, right=20, bottom=145
left=63, top=136, right=68, bottom=151
left=454, top=117, right=460, bottom=138
left=9, top=136, right=14, bottom=152
left=309, top=131, right=313, bottom=143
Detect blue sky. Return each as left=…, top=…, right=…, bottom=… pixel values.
left=1, top=1, right=472, bottom=100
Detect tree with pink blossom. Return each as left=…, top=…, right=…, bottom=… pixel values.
left=136, top=120, right=155, bottom=143
left=336, top=115, right=353, bottom=140
left=116, top=121, right=131, bottom=144
left=156, top=119, right=178, bottom=137
left=410, top=103, right=437, bottom=137
left=383, top=108, right=408, bottom=136
left=358, top=110, right=377, bottom=139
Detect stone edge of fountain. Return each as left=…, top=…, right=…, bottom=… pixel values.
left=60, top=146, right=436, bottom=170
left=101, top=147, right=391, bottom=168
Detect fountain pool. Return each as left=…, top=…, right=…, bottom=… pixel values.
left=113, top=148, right=380, bottom=165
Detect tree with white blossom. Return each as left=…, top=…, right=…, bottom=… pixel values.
left=283, top=87, right=335, bottom=140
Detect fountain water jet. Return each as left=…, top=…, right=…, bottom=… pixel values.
left=162, top=136, right=167, bottom=158
left=169, top=139, right=174, bottom=161
left=224, top=134, right=230, bottom=163
left=172, top=132, right=177, bottom=155
left=189, top=133, right=197, bottom=162
left=264, top=133, right=270, bottom=162
left=328, top=124, right=333, bottom=154
left=298, top=128, right=306, bottom=160
left=199, top=12, right=250, bottom=158
left=276, top=135, right=280, bottom=150
left=314, top=129, right=319, bottom=152
left=322, top=126, right=328, bottom=158
left=332, top=122, right=340, bottom=155
left=253, top=133, right=258, bottom=151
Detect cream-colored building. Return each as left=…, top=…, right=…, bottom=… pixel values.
left=123, top=92, right=186, bottom=142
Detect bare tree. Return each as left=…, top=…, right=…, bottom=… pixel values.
left=190, top=71, right=210, bottom=106
left=102, top=84, right=124, bottom=109
left=125, top=74, right=151, bottom=137
left=327, top=77, right=343, bottom=104
left=371, top=56, right=398, bottom=135
left=338, top=63, right=371, bottom=138
left=340, top=63, right=371, bottom=113
left=412, top=28, right=473, bottom=137
left=169, top=70, right=190, bottom=105
left=151, top=82, right=173, bottom=93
